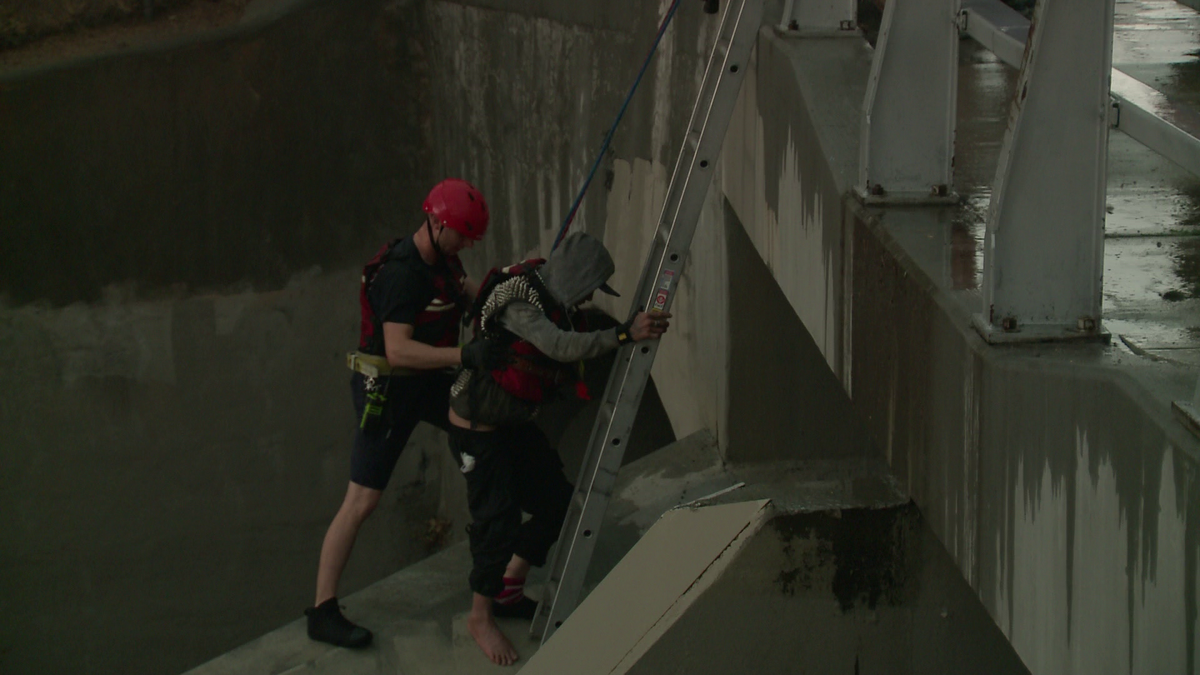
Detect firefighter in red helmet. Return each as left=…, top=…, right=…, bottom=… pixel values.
left=423, top=177, right=490, bottom=244
left=305, top=179, right=506, bottom=648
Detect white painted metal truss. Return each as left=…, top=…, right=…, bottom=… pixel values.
left=778, top=0, right=857, bottom=35
left=856, top=0, right=960, bottom=204
left=961, top=0, right=1200, bottom=179
left=972, top=0, right=1115, bottom=343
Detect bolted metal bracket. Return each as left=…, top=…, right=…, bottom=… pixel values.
left=971, top=313, right=1111, bottom=345
left=777, top=0, right=858, bottom=37
left=856, top=184, right=960, bottom=206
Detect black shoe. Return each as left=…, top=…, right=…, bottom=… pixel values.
left=492, top=596, right=538, bottom=621
left=305, top=598, right=373, bottom=648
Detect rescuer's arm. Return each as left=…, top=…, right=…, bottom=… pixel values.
left=382, top=322, right=464, bottom=370
left=383, top=322, right=504, bottom=371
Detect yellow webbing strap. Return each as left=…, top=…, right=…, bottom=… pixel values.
left=346, top=351, right=415, bottom=378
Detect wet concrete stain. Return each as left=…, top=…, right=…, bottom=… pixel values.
left=771, top=504, right=918, bottom=612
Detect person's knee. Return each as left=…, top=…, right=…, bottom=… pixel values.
left=468, top=509, right=521, bottom=552
left=342, top=483, right=383, bottom=522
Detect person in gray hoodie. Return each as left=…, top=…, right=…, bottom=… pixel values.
left=447, top=232, right=669, bottom=666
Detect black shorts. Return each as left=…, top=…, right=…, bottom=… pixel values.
left=349, top=370, right=454, bottom=490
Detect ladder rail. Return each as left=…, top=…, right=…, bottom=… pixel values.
left=532, top=0, right=764, bottom=643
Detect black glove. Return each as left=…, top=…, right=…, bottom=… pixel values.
left=461, top=337, right=509, bottom=371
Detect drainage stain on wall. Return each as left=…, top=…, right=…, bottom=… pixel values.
left=771, top=507, right=918, bottom=612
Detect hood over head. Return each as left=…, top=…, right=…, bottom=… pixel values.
left=539, top=232, right=621, bottom=307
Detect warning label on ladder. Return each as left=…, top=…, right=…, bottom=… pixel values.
left=652, top=269, right=675, bottom=312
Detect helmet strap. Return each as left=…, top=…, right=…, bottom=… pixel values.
left=425, top=216, right=446, bottom=261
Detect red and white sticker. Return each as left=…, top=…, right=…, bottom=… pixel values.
left=651, top=269, right=676, bottom=312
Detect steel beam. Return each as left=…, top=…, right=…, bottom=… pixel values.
left=778, top=0, right=857, bottom=35
left=856, top=0, right=960, bottom=205
left=961, top=0, right=1200, bottom=181
left=972, top=0, right=1116, bottom=343
left=1110, top=71, right=1200, bottom=179
left=958, top=0, right=1026, bottom=67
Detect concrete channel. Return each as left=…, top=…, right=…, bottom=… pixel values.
left=2, top=0, right=1198, bottom=673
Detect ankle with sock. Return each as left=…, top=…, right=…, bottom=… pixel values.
left=492, top=576, right=537, bottom=620
left=494, top=576, right=526, bottom=606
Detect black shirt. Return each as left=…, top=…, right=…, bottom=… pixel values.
left=367, top=236, right=465, bottom=352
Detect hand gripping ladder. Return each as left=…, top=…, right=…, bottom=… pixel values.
left=532, top=0, right=765, bottom=643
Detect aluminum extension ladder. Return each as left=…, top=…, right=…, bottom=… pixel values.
left=532, top=0, right=765, bottom=644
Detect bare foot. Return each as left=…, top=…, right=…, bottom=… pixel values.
left=467, top=612, right=519, bottom=666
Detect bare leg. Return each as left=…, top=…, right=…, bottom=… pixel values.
left=315, top=482, right=382, bottom=605
left=504, top=555, right=531, bottom=581
left=468, top=592, right=519, bottom=666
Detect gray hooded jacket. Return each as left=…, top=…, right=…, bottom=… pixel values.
left=450, top=232, right=622, bottom=426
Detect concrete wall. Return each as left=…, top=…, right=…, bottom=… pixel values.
left=716, top=24, right=1200, bottom=675
left=628, top=507, right=1032, bottom=675
left=0, top=0, right=195, bottom=48
left=853, top=215, right=1200, bottom=674
left=1, top=0, right=433, bottom=307
left=1, top=3, right=447, bottom=673
left=0, top=1, right=693, bottom=672
left=12, top=0, right=1196, bottom=672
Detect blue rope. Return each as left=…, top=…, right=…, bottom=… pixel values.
left=552, top=0, right=684, bottom=251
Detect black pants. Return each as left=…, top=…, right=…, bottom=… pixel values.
left=447, top=423, right=573, bottom=598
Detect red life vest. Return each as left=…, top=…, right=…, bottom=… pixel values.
left=358, top=238, right=465, bottom=355
left=472, top=261, right=589, bottom=403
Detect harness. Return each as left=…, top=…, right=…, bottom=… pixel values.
left=461, top=263, right=587, bottom=404
left=351, top=237, right=465, bottom=430
left=356, top=238, right=466, bottom=356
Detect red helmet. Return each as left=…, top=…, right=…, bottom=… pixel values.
left=422, top=178, right=489, bottom=240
